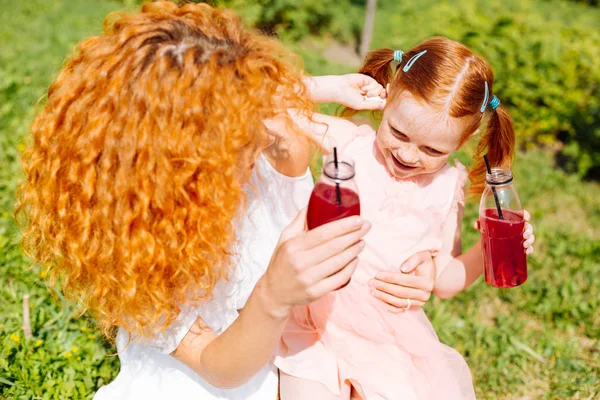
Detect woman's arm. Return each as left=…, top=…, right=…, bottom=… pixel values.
left=173, top=211, right=371, bottom=388
left=173, top=280, right=289, bottom=388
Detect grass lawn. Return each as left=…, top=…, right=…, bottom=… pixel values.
left=1, top=0, right=598, bottom=398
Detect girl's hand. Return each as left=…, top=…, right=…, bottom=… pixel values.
left=261, top=209, right=371, bottom=318
left=474, top=210, right=535, bottom=255
left=305, top=74, right=386, bottom=110
left=335, top=74, right=387, bottom=110
left=368, top=251, right=436, bottom=313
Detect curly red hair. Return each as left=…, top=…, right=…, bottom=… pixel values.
left=16, top=1, right=312, bottom=338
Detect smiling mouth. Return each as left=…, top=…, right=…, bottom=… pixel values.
left=391, top=154, right=418, bottom=171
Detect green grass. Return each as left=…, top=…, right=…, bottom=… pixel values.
left=1, top=0, right=599, bottom=399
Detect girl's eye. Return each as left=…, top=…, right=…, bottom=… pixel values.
left=390, top=126, right=409, bottom=142
left=425, top=147, right=444, bottom=156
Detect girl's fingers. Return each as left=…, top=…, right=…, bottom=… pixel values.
left=369, top=281, right=431, bottom=303
left=526, top=246, right=534, bottom=255
left=362, top=81, right=384, bottom=95
left=524, top=234, right=535, bottom=248
left=388, top=301, right=424, bottom=313
left=399, top=251, right=430, bottom=273
left=524, top=223, right=533, bottom=238
left=373, top=272, right=434, bottom=293
left=370, top=289, right=425, bottom=311
left=523, top=210, right=531, bottom=222
left=473, top=220, right=481, bottom=231
left=361, top=96, right=386, bottom=110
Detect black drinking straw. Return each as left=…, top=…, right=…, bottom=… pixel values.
left=333, top=147, right=342, bottom=205
left=484, top=155, right=504, bottom=220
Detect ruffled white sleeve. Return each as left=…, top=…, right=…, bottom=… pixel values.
left=134, top=277, right=239, bottom=354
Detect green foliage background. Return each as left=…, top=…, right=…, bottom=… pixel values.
left=214, top=0, right=600, bottom=177
left=1, top=0, right=599, bottom=398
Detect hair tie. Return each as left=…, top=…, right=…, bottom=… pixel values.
left=480, top=81, right=490, bottom=113
left=403, top=50, right=427, bottom=72
left=393, top=50, right=404, bottom=63
left=480, top=82, right=501, bottom=112
left=489, top=95, right=501, bottom=110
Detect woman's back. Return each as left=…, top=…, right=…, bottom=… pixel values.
left=95, top=154, right=313, bottom=399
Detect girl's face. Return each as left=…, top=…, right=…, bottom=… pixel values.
left=376, top=91, right=467, bottom=180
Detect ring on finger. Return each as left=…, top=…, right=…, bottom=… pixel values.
left=404, top=298, right=411, bottom=311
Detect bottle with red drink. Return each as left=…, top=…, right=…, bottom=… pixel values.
left=307, top=149, right=361, bottom=290
left=479, top=166, right=527, bottom=288
left=307, top=149, right=361, bottom=230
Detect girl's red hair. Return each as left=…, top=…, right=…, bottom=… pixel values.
left=343, top=37, right=515, bottom=195
left=16, top=1, right=312, bottom=338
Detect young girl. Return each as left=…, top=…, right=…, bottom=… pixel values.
left=275, top=37, right=535, bottom=399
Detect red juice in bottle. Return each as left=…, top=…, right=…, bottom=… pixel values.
left=480, top=208, right=527, bottom=288
left=307, top=182, right=361, bottom=230
left=306, top=152, right=360, bottom=289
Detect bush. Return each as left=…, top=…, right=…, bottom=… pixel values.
left=202, top=0, right=364, bottom=43
left=207, top=0, right=600, bottom=178
left=370, top=0, right=600, bottom=177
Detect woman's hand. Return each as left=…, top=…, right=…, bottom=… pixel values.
left=368, top=251, right=436, bottom=313
left=260, top=209, right=371, bottom=318
left=475, top=210, right=535, bottom=255
left=305, top=74, right=386, bottom=110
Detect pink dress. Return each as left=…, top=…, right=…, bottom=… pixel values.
left=275, top=126, right=476, bottom=399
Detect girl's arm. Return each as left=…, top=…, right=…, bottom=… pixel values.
left=434, top=212, right=535, bottom=299
left=263, top=74, right=385, bottom=176
left=262, top=111, right=360, bottom=177
left=172, top=211, right=370, bottom=388
left=303, top=74, right=386, bottom=110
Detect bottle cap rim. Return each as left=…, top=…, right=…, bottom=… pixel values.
left=323, top=160, right=356, bottom=181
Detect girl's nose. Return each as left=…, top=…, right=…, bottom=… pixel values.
left=395, top=147, right=420, bottom=166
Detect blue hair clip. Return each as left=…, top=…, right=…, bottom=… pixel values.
left=393, top=50, right=404, bottom=63
left=480, top=82, right=489, bottom=113
left=403, top=50, right=427, bottom=72
left=489, top=95, right=501, bottom=110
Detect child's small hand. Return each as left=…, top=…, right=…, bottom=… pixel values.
left=305, top=75, right=386, bottom=110
left=368, top=251, right=435, bottom=313
left=522, top=210, right=535, bottom=255
left=474, top=210, right=535, bottom=255
left=331, top=74, right=387, bottom=111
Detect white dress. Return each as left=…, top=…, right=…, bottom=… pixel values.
left=94, top=153, right=314, bottom=400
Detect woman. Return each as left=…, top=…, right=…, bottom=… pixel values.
left=17, top=2, right=436, bottom=398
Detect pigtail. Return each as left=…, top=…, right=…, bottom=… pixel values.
left=340, top=48, right=397, bottom=118
left=469, top=104, right=516, bottom=195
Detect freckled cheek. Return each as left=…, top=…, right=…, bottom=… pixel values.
left=421, top=156, right=450, bottom=173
